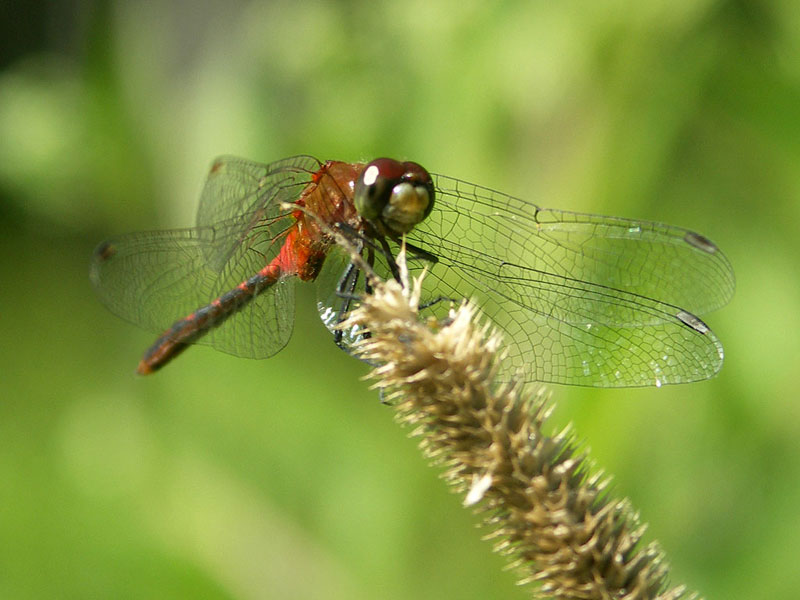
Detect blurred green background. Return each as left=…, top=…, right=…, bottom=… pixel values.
left=1, top=1, right=798, bottom=598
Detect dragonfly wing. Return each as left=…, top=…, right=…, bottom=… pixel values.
left=402, top=251, right=723, bottom=386
left=427, top=174, right=735, bottom=316
left=90, top=222, right=296, bottom=359
left=196, top=155, right=322, bottom=272
left=397, top=173, right=734, bottom=387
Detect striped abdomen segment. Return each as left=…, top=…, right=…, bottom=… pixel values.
left=136, top=264, right=282, bottom=375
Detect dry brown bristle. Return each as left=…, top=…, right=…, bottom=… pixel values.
left=340, top=254, right=702, bottom=600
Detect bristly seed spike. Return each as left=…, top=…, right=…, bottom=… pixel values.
left=341, top=253, right=705, bottom=600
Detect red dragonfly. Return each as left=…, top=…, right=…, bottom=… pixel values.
left=90, top=155, right=734, bottom=387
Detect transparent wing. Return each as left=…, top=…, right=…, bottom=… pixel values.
left=88, top=155, right=326, bottom=358
left=195, top=155, right=322, bottom=271
left=425, top=174, right=734, bottom=315
left=388, top=173, right=735, bottom=387
left=90, top=222, right=296, bottom=358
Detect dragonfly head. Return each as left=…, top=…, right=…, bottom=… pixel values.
left=354, top=158, right=435, bottom=236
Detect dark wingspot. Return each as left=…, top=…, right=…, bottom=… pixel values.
left=676, top=310, right=710, bottom=334
left=94, top=241, right=116, bottom=262
left=684, top=231, right=718, bottom=254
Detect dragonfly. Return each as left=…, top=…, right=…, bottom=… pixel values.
left=90, top=155, right=734, bottom=387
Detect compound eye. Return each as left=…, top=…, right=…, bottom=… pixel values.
left=354, top=158, right=405, bottom=222
left=354, top=158, right=435, bottom=236
left=401, top=161, right=435, bottom=222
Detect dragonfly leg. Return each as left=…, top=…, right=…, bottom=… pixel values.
left=332, top=259, right=361, bottom=348
left=374, top=235, right=402, bottom=282
left=331, top=244, right=379, bottom=349
left=335, top=220, right=399, bottom=283
left=403, top=240, right=439, bottom=264
left=419, top=295, right=457, bottom=310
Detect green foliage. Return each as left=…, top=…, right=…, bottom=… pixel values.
left=1, top=1, right=798, bottom=598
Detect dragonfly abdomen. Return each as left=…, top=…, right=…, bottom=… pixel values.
left=136, top=264, right=283, bottom=374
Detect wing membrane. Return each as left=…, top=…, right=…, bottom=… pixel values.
left=390, top=173, right=735, bottom=387
left=196, top=155, right=321, bottom=272
left=425, top=174, right=734, bottom=316
left=89, top=155, right=326, bottom=358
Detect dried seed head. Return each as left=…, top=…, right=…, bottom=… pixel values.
left=341, top=259, right=703, bottom=600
